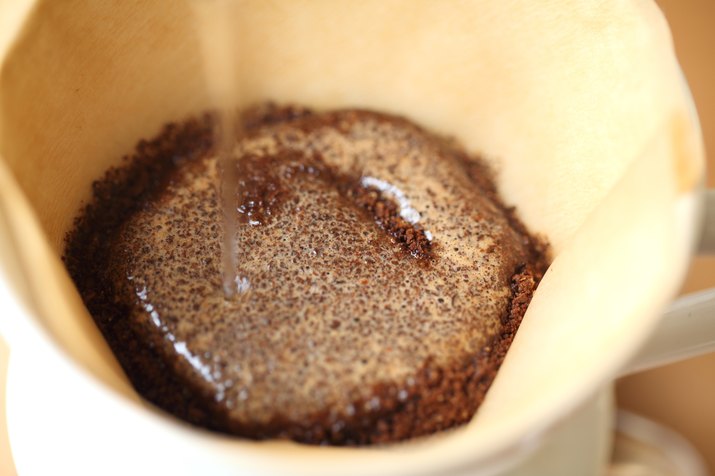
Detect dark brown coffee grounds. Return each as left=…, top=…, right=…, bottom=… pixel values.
left=63, top=104, right=548, bottom=445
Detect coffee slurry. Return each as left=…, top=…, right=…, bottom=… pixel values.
left=64, top=105, right=548, bottom=445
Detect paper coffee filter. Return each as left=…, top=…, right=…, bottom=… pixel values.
left=0, top=0, right=705, bottom=474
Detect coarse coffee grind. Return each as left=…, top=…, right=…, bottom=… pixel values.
left=63, top=104, right=548, bottom=445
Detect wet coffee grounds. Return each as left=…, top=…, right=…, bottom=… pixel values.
left=64, top=104, right=548, bottom=445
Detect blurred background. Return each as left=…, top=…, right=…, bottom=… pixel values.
left=1, top=0, right=714, bottom=474
left=616, top=0, right=715, bottom=473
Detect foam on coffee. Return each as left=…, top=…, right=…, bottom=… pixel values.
left=63, top=105, right=547, bottom=445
